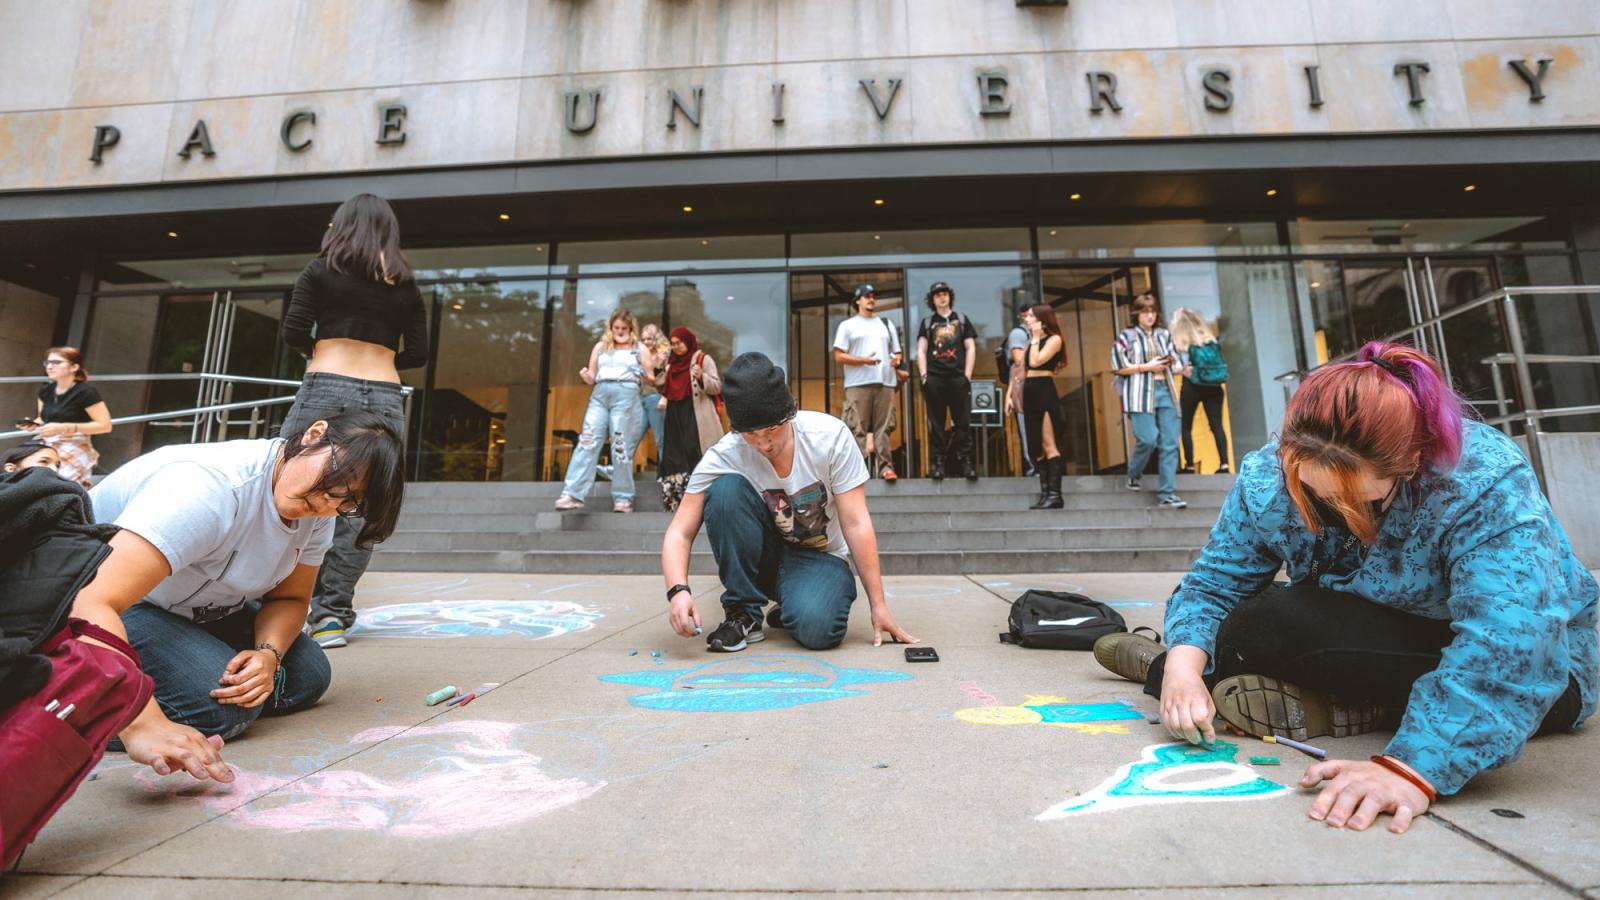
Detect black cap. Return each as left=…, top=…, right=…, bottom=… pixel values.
left=853, top=283, right=876, bottom=299
left=721, top=352, right=798, bottom=433
left=926, top=281, right=955, bottom=302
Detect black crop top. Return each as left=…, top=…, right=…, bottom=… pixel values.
left=1026, top=336, right=1064, bottom=372
left=281, top=259, right=431, bottom=370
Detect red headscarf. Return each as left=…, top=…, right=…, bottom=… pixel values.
left=663, top=326, right=699, bottom=402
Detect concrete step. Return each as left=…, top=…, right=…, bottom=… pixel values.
left=400, top=474, right=1236, bottom=500
left=395, top=506, right=1223, bottom=533
left=398, top=489, right=1231, bottom=516
left=367, top=546, right=1205, bottom=575
left=381, top=525, right=1217, bottom=553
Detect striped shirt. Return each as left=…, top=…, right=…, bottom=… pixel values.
left=1110, top=326, right=1181, bottom=414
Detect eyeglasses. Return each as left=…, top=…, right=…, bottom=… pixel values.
left=43, top=359, right=67, bottom=367
left=324, top=444, right=367, bottom=518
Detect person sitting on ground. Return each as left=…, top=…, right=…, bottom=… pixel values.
left=1093, top=342, right=1597, bottom=834
left=2, top=440, right=61, bottom=474
left=660, top=352, right=918, bottom=652
left=70, top=411, right=404, bottom=779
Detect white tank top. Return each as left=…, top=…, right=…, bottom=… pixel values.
left=595, top=346, right=642, bottom=382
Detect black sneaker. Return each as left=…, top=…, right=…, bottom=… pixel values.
left=1158, top=495, right=1188, bottom=509
left=707, top=610, right=765, bottom=652
left=1126, top=476, right=1141, bottom=491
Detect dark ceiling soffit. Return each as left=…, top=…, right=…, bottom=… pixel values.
left=1, top=128, right=1596, bottom=224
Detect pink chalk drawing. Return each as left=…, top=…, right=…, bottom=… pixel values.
left=135, top=720, right=604, bottom=838
left=959, top=681, right=999, bottom=706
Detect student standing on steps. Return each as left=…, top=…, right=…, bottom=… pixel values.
left=1111, top=292, right=1187, bottom=510
left=1093, top=343, right=1596, bottom=834
left=660, top=352, right=917, bottom=653
left=832, top=284, right=903, bottom=482
left=1006, top=305, right=1069, bottom=510
left=916, top=281, right=978, bottom=482
left=555, top=308, right=657, bottom=514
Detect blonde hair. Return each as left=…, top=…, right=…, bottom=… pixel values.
left=1168, top=307, right=1216, bottom=352
left=600, top=308, right=639, bottom=352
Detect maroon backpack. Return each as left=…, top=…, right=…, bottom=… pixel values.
left=0, top=619, right=152, bottom=870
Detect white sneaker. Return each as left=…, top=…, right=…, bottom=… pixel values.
left=555, top=494, right=584, bottom=511
left=613, top=499, right=633, bottom=513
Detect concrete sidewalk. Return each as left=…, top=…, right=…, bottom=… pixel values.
left=9, top=572, right=1597, bottom=898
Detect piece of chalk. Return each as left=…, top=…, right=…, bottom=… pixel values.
left=1263, top=734, right=1328, bottom=760
left=457, top=693, right=476, bottom=708
left=1145, top=714, right=1162, bottom=724
left=425, top=685, right=458, bottom=706
left=1249, top=756, right=1281, bottom=766
left=692, top=626, right=703, bottom=636
left=446, top=692, right=476, bottom=707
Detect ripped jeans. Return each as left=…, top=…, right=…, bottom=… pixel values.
left=562, top=380, right=643, bottom=503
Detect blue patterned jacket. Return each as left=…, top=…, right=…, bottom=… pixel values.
left=1166, top=420, right=1598, bottom=795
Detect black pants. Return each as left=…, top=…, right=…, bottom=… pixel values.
left=922, top=374, right=971, bottom=467
left=1179, top=380, right=1228, bottom=469
left=1144, top=581, right=1583, bottom=736
left=1021, top=376, right=1065, bottom=465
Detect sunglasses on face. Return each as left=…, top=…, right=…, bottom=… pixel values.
left=324, top=444, right=367, bottom=518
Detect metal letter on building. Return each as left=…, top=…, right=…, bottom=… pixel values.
left=667, top=87, right=704, bottom=130
left=772, top=83, right=786, bottom=124
left=1086, top=72, right=1122, bottom=114
left=280, top=110, right=315, bottom=152
left=376, top=104, right=407, bottom=145
left=1304, top=65, right=1325, bottom=109
left=176, top=120, right=215, bottom=159
left=1508, top=58, right=1554, bottom=102
left=1393, top=62, right=1431, bottom=107
left=564, top=91, right=601, bottom=134
left=859, top=79, right=903, bottom=120
left=88, top=124, right=120, bottom=164
left=977, top=71, right=1012, bottom=117
left=1202, top=70, right=1233, bottom=112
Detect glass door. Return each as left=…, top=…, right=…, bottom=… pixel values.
left=144, top=290, right=299, bottom=453
left=788, top=270, right=915, bottom=474
left=1039, top=265, right=1155, bottom=474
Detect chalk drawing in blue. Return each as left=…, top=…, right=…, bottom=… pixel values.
left=1104, top=599, right=1156, bottom=609
left=955, top=695, right=1145, bottom=733
left=1037, top=740, right=1290, bottom=820
left=599, top=655, right=911, bottom=712
left=351, top=599, right=602, bottom=640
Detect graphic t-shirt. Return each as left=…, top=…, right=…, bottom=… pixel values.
left=686, top=410, right=869, bottom=559
left=918, top=311, right=977, bottom=377
left=90, top=438, right=334, bottom=623
left=832, top=315, right=901, bottom=389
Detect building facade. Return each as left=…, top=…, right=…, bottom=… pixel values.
left=2, top=0, right=1598, bottom=481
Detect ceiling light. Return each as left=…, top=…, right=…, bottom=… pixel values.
left=498, top=213, right=510, bottom=220
left=23, top=262, right=35, bottom=269
left=1309, top=281, right=1321, bottom=288
left=452, top=303, right=463, bottom=310
left=700, top=240, right=709, bottom=246
left=1048, top=230, right=1057, bottom=236
left=681, top=205, right=693, bottom=213
left=167, top=231, right=178, bottom=238
left=726, top=295, right=735, bottom=301
left=1463, top=184, right=1477, bottom=192
left=535, top=245, right=544, bottom=252
left=1266, top=189, right=1278, bottom=197
left=1070, top=193, right=1082, bottom=200
left=873, top=235, right=881, bottom=241
left=873, top=198, right=885, bottom=206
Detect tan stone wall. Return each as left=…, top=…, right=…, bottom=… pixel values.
left=0, top=0, right=1596, bottom=191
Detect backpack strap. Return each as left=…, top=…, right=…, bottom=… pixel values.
left=40, top=617, right=142, bottom=667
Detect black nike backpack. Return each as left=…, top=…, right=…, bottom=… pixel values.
left=999, top=590, right=1128, bottom=650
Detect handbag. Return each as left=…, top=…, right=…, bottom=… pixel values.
left=0, top=618, right=154, bottom=869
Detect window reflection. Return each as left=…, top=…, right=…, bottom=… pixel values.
left=1039, top=222, right=1280, bottom=259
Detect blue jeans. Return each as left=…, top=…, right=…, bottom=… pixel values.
left=280, top=371, right=408, bottom=630
left=629, top=392, right=666, bottom=461
left=1128, top=384, right=1181, bottom=500
left=703, top=475, right=857, bottom=650
left=122, top=602, right=332, bottom=740
left=563, top=381, right=643, bottom=503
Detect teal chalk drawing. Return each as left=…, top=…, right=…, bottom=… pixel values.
left=1037, top=740, right=1290, bottom=820
left=1104, top=599, right=1156, bottom=609
left=599, top=655, right=910, bottom=712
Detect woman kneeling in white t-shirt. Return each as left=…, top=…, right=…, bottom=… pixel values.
left=662, top=353, right=918, bottom=653
left=71, top=411, right=404, bottom=782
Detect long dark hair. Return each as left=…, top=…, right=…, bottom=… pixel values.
left=280, top=410, right=406, bottom=548
left=1027, top=304, right=1067, bottom=371
left=320, top=193, right=413, bottom=284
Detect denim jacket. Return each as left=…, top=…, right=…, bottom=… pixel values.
left=1165, top=420, right=1598, bottom=794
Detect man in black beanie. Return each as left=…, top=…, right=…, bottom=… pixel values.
left=660, top=352, right=918, bottom=652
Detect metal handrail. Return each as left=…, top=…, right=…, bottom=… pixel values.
left=1274, top=285, right=1600, bottom=494
left=1, top=372, right=415, bottom=442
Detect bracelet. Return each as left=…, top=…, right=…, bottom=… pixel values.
left=255, top=642, right=284, bottom=667
left=666, top=584, right=692, bottom=604
left=1370, top=755, right=1438, bottom=804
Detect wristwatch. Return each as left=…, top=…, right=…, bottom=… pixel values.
left=666, top=584, right=692, bottom=603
